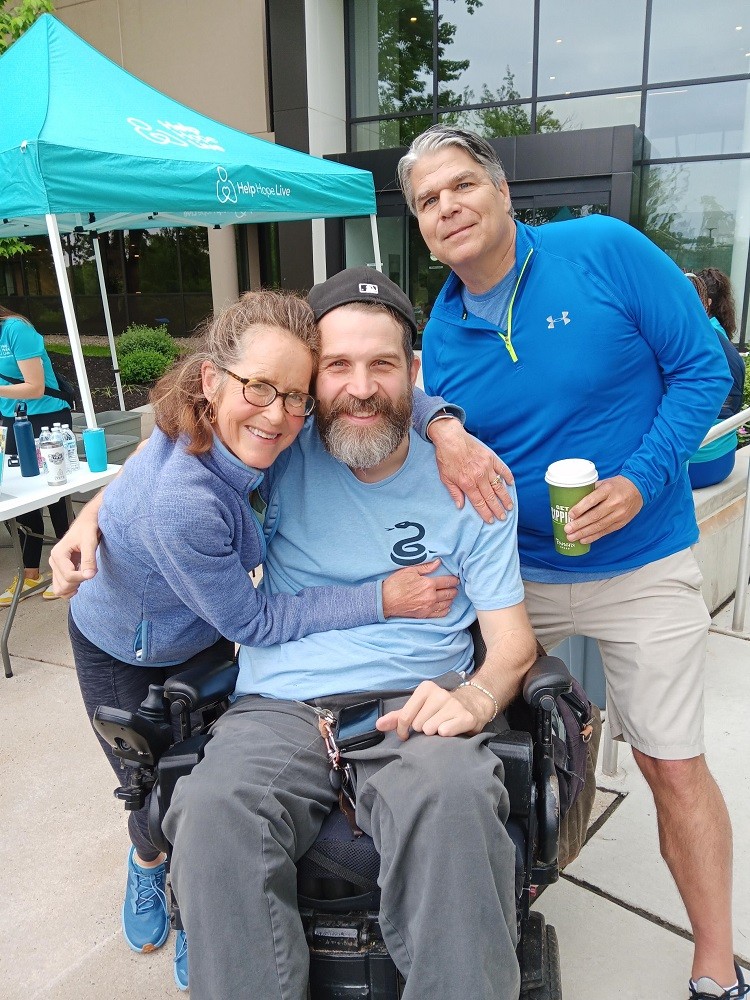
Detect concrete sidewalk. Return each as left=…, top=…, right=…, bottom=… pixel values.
left=0, top=530, right=748, bottom=999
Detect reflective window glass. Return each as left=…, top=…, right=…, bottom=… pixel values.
left=351, top=116, right=433, bottom=151
left=345, top=216, right=405, bottom=279
left=178, top=229, right=211, bottom=293
left=538, top=1, right=647, bottom=96
left=635, top=160, right=749, bottom=341
left=539, top=93, right=641, bottom=132
left=439, top=103, right=534, bottom=137
left=648, top=0, right=750, bottom=82
left=645, top=80, right=750, bottom=157
left=437, top=0, right=533, bottom=106
left=349, top=1, right=434, bottom=119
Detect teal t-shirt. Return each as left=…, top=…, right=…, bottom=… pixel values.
left=235, top=422, right=524, bottom=701
left=0, top=317, right=62, bottom=418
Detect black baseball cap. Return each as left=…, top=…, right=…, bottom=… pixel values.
left=308, top=267, right=418, bottom=344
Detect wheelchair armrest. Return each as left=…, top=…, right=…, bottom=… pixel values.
left=523, top=656, right=573, bottom=709
left=163, top=655, right=239, bottom=715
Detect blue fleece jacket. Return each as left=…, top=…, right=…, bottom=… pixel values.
left=422, top=216, right=732, bottom=576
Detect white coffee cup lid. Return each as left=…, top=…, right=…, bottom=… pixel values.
left=545, top=458, right=598, bottom=487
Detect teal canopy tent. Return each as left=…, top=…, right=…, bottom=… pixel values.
left=0, top=14, right=379, bottom=425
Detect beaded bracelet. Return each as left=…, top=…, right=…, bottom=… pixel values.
left=458, top=680, right=499, bottom=722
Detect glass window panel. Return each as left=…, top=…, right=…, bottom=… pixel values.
left=439, top=104, right=534, bottom=137
left=345, top=216, right=405, bottom=281
left=437, top=0, right=533, bottom=106
left=349, top=0, right=434, bottom=119
left=649, top=0, right=750, bottom=83
left=515, top=203, right=608, bottom=227
left=408, top=215, right=450, bottom=347
left=351, top=116, right=433, bottom=151
left=645, top=80, right=750, bottom=157
left=127, top=294, right=185, bottom=336
left=125, top=229, right=180, bottom=294
left=538, top=0, right=646, bottom=96
left=178, top=229, right=211, bottom=294
left=539, top=92, right=641, bottom=132
left=635, top=160, right=750, bottom=342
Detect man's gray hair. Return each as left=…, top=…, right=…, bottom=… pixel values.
left=397, top=125, right=507, bottom=215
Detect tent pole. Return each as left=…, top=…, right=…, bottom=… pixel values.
left=45, top=214, right=97, bottom=429
left=369, top=215, right=383, bottom=272
left=91, top=234, right=126, bottom=410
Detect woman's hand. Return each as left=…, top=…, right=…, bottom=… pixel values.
left=381, top=559, right=459, bottom=619
left=49, top=494, right=104, bottom=598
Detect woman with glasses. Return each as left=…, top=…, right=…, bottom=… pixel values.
left=65, top=290, right=458, bottom=986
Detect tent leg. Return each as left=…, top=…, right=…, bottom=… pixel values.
left=369, top=214, right=383, bottom=273
left=45, top=215, right=97, bottom=429
left=92, top=234, right=126, bottom=411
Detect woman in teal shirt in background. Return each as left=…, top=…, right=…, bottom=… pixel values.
left=0, top=305, right=71, bottom=604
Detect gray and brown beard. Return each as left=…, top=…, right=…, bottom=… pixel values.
left=316, top=389, right=413, bottom=470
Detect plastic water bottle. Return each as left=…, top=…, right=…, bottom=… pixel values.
left=13, top=403, right=40, bottom=478
left=60, top=423, right=80, bottom=474
left=40, top=425, right=67, bottom=486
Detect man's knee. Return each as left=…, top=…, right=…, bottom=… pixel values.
left=633, top=749, right=713, bottom=799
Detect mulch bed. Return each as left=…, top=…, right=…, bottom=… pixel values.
left=51, top=350, right=153, bottom=412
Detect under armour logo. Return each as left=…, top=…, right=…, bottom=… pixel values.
left=547, top=311, right=571, bottom=329
left=359, top=283, right=379, bottom=294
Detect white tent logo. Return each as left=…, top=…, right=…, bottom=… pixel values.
left=216, top=167, right=238, bottom=204
left=127, top=117, right=224, bottom=151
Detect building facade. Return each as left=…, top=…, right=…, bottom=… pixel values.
left=3, top=0, right=749, bottom=345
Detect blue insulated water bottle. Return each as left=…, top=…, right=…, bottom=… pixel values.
left=14, top=402, right=40, bottom=478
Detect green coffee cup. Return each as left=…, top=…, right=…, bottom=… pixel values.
left=545, top=459, right=598, bottom=556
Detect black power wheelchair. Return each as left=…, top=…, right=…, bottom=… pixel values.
left=94, top=623, right=579, bottom=999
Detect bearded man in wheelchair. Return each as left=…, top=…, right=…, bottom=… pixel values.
left=98, top=271, right=584, bottom=999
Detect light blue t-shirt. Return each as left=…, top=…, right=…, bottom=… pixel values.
left=0, top=317, right=62, bottom=418
left=235, top=422, right=524, bottom=701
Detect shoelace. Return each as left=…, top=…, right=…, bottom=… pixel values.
left=131, top=868, right=168, bottom=915
left=175, top=931, right=188, bottom=961
left=690, top=982, right=749, bottom=999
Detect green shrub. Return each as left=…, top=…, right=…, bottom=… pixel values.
left=117, top=324, right=180, bottom=361
left=120, top=349, right=173, bottom=385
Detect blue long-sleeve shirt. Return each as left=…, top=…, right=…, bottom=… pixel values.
left=422, top=216, right=732, bottom=576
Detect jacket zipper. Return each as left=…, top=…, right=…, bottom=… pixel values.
left=498, top=247, right=533, bottom=363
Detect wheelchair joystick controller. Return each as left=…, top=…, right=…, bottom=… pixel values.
left=92, top=684, right=174, bottom=811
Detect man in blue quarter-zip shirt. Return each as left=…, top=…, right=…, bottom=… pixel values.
left=398, top=126, right=741, bottom=1000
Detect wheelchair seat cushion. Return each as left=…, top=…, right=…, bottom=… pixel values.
left=296, top=807, right=525, bottom=903
left=297, top=809, right=380, bottom=896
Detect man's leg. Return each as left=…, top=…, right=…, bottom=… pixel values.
left=164, top=697, right=337, bottom=1000
left=633, top=751, right=735, bottom=985
left=538, top=550, right=736, bottom=988
left=353, top=729, right=519, bottom=1000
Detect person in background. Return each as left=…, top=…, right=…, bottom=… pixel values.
left=685, top=271, right=746, bottom=488
left=0, top=304, right=71, bottom=604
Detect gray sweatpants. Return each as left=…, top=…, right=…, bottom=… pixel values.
left=163, top=696, right=519, bottom=1000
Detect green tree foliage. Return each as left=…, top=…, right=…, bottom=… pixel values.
left=0, top=0, right=54, bottom=259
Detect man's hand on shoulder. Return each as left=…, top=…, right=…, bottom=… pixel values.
left=566, top=475, right=643, bottom=545
left=376, top=679, right=493, bottom=740
left=427, top=417, right=514, bottom=524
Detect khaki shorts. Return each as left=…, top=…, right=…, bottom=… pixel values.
left=523, top=549, right=710, bottom=760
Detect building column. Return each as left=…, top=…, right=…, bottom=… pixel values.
left=208, top=225, right=239, bottom=313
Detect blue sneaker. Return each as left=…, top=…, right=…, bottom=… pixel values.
left=121, top=847, right=170, bottom=953
left=174, top=930, right=189, bottom=991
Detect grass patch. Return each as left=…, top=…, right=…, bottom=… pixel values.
left=46, top=343, right=113, bottom=358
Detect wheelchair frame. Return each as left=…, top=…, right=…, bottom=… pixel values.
left=93, top=639, right=571, bottom=1000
